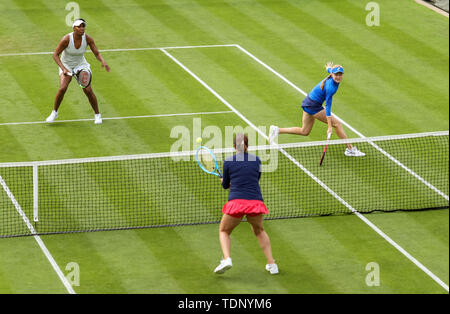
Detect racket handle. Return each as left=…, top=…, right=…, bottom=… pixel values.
left=319, top=154, right=325, bottom=166
left=320, top=133, right=331, bottom=166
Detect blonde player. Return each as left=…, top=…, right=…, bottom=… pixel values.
left=269, top=63, right=365, bottom=157
left=46, top=19, right=110, bottom=124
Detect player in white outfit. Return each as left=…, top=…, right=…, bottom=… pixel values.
left=46, top=19, right=110, bottom=124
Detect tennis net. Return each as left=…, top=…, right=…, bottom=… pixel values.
left=0, top=131, right=448, bottom=238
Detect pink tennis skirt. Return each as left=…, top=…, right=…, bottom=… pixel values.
left=222, top=199, right=269, bottom=218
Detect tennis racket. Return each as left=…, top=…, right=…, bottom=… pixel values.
left=68, top=69, right=92, bottom=88
left=196, top=146, right=222, bottom=178
left=319, top=132, right=332, bottom=166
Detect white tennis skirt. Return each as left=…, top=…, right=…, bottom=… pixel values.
left=58, top=62, right=91, bottom=76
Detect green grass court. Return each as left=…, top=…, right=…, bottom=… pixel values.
left=0, top=0, right=448, bottom=294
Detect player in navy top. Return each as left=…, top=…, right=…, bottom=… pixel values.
left=269, top=63, right=365, bottom=157
left=214, top=134, right=278, bottom=275
left=221, top=151, right=263, bottom=201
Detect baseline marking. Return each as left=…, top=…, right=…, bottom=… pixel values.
left=0, top=175, right=75, bottom=294
left=0, top=44, right=237, bottom=57
left=161, top=48, right=449, bottom=292
left=0, top=111, right=233, bottom=126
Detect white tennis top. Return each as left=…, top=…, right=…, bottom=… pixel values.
left=61, top=32, right=88, bottom=69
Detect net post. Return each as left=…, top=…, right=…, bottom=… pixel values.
left=33, top=164, right=39, bottom=223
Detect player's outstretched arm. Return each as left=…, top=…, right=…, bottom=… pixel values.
left=86, top=35, right=110, bottom=72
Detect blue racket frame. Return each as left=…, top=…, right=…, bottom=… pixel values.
left=195, top=146, right=222, bottom=178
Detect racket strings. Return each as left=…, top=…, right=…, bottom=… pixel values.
left=199, top=150, right=215, bottom=172
left=79, top=72, right=90, bottom=84
left=76, top=69, right=92, bottom=88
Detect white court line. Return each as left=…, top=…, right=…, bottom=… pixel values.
left=161, top=48, right=449, bottom=292
left=0, top=111, right=233, bottom=126
left=0, top=44, right=234, bottom=293
left=0, top=44, right=237, bottom=57
left=0, top=175, right=75, bottom=294
left=1, top=131, right=446, bottom=168
left=2, top=43, right=448, bottom=291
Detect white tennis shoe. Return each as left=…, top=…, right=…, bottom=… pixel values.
left=214, top=257, right=232, bottom=274
left=46, top=110, right=58, bottom=123
left=345, top=147, right=365, bottom=157
left=265, top=263, right=279, bottom=275
left=94, top=113, right=102, bottom=124
left=269, top=125, right=279, bottom=143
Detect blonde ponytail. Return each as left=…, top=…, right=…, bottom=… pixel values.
left=320, top=74, right=332, bottom=90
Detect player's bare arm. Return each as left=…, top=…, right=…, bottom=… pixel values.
left=53, top=35, right=71, bottom=75
left=86, top=35, right=110, bottom=72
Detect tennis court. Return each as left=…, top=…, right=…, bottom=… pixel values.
left=0, top=0, right=448, bottom=295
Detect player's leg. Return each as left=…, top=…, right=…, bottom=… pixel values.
left=218, top=214, right=242, bottom=259
left=312, top=110, right=350, bottom=146
left=247, top=214, right=278, bottom=274
left=47, top=73, right=72, bottom=122
left=82, top=86, right=99, bottom=114
left=269, top=111, right=315, bottom=143
left=279, top=111, right=316, bottom=136
left=214, top=214, right=241, bottom=274
left=82, top=86, right=102, bottom=124
left=313, top=110, right=365, bottom=156
left=54, top=72, right=73, bottom=111
left=246, top=215, right=274, bottom=264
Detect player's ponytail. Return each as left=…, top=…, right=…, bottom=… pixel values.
left=320, top=75, right=332, bottom=90
left=234, top=133, right=248, bottom=153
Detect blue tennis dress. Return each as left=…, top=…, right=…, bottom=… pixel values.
left=302, top=74, right=340, bottom=116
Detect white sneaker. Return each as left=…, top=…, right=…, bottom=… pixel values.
left=94, top=114, right=102, bottom=124
left=265, top=263, right=279, bottom=275
left=214, top=258, right=232, bottom=274
left=269, top=125, right=279, bottom=143
left=345, top=146, right=365, bottom=157
left=46, top=110, right=58, bottom=123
